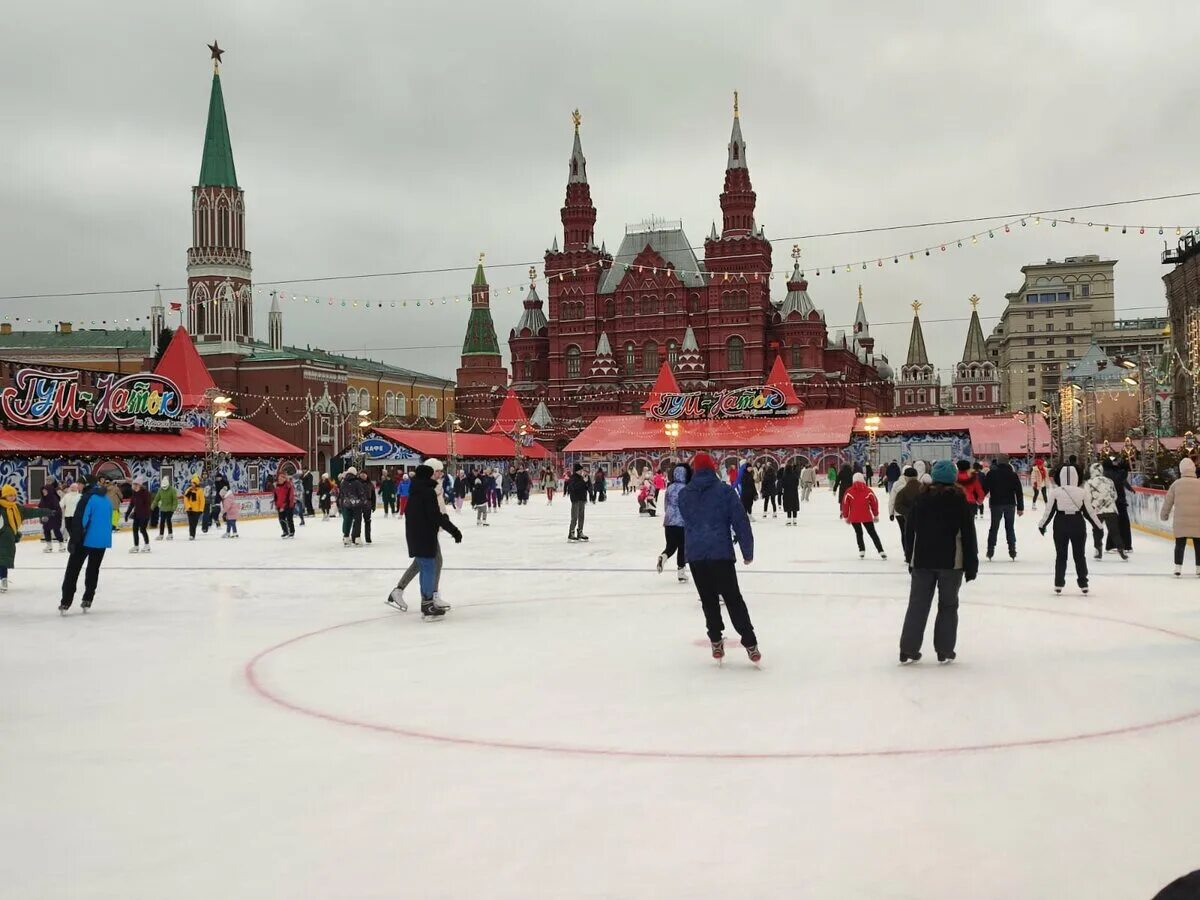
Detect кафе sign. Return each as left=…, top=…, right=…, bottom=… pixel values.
left=0, top=367, right=185, bottom=431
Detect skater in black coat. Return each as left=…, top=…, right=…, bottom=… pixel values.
left=834, top=464, right=855, bottom=505
left=780, top=463, right=800, bottom=524
left=898, top=460, right=979, bottom=663
left=403, top=464, right=462, bottom=616
left=760, top=466, right=778, bottom=518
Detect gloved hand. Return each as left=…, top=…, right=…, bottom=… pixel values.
left=454, top=532, right=463, bottom=544
left=965, top=569, right=977, bottom=583
left=1039, top=526, right=1046, bottom=536
left=889, top=514, right=895, bottom=521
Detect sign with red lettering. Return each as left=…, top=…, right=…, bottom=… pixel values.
left=0, top=367, right=184, bottom=430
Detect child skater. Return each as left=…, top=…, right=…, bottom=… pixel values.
left=1038, top=465, right=1101, bottom=595
left=152, top=476, right=177, bottom=541
left=471, top=474, right=490, bottom=526
left=39, top=481, right=65, bottom=553
left=0, top=483, right=50, bottom=592
left=125, top=478, right=152, bottom=553
left=657, top=464, right=690, bottom=581
left=221, top=488, right=240, bottom=537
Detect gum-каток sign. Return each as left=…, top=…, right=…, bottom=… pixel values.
left=650, top=386, right=790, bottom=420
left=0, top=367, right=184, bottom=431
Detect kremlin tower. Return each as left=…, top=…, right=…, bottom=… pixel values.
left=187, top=42, right=253, bottom=350
left=454, top=255, right=509, bottom=427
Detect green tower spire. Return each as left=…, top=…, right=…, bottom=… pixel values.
left=198, top=45, right=238, bottom=188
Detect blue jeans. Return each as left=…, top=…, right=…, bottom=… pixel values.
left=987, top=505, right=1017, bottom=556
left=225, top=520, right=238, bottom=535
left=417, top=557, right=438, bottom=599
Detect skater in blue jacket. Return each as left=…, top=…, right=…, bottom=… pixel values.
left=59, top=479, right=114, bottom=613
left=677, top=452, right=760, bottom=664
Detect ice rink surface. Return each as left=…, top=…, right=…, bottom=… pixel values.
left=3, top=487, right=1199, bottom=899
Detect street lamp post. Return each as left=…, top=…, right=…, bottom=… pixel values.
left=203, top=388, right=233, bottom=479
left=446, top=417, right=462, bottom=472
left=863, top=415, right=881, bottom=470
left=514, top=423, right=527, bottom=466
left=664, top=420, right=681, bottom=457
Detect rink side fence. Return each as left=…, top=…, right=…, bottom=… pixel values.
left=19, top=491, right=283, bottom=536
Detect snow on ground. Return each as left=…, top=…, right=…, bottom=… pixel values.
left=2, top=487, right=1199, bottom=899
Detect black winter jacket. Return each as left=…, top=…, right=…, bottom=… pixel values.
left=567, top=473, right=590, bottom=502
left=982, top=463, right=1024, bottom=511
left=908, top=483, right=979, bottom=578
left=780, top=467, right=800, bottom=512
left=405, top=469, right=462, bottom=558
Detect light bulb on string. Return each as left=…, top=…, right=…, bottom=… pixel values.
left=1021, top=219, right=1027, bottom=227
left=1140, top=227, right=1145, bottom=235
left=971, top=235, right=978, bottom=244
left=1051, top=220, right=1057, bottom=227
left=1177, top=227, right=1183, bottom=235
left=1104, top=225, right=1109, bottom=232
left=1122, top=226, right=1127, bottom=234
left=1035, top=217, right=1041, bottom=225
left=1159, top=227, right=1164, bottom=235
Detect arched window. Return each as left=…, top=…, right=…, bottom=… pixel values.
left=664, top=293, right=676, bottom=314
left=624, top=342, right=636, bottom=375
left=641, top=296, right=657, bottom=316
left=216, top=199, right=229, bottom=248
left=976, top=385, right=986, bottom=402
left=385, top=391, right=395, bottom=415
left=604, top=298, right=615, bottom=320
left=727, top=336, right=745, bottom=371
left=565, top=345, right=582, bottom=378
left=624, top=297, right=634, bottom=317
left=688, top=295, right=700, bottom=314
left=643, top=341, right=658, bottom=373
left=522, top=356, right=533, bottom=381
left=905, top=390, right=914, bottom=406
left=721, top=291, right=748, bottom=311
left=416, top=395, right=428, bottom=417
left=917, top=389, right=927, bottom=404
left=394, top=394, right=406, bottom=417
left=667, top=340, right=678, bottom=366
left=790, top=344, right=803, bottom=367
left=347, top=391, right=359, bottom=413
left=427, top=397, right=437, bottom=419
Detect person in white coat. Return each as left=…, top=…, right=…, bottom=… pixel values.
left=1161, top=457, right=1200, bottom=577
left=1083, top=462, right=1126, bottom=561
left=1039, top=466, right=1101, bottom=595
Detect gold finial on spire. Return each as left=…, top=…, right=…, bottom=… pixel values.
left=479, top=251, right=486, bottom=265
left=529, top=266, right=537, bottom=283
left=571, top=109, right=581, bottom=132
left=791, top=244, right=801, bottom=262
left=733, top=90, right=740, bottom=119
left=858, top=284, right=864, bottom=304
left=969, top=293, right=980, bottom=310
left=912, top=300, right=922, bottom=314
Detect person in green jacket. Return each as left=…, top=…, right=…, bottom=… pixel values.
left=827, top=466, right=838, bottom=492
left=152, top=476, right=179, bottom=541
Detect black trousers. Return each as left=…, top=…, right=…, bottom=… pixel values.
left=900, top=568, right=963, bottom=658
left=362, top=508, right=372, bottom=543
left=895, top=515, right=912, bottom=562
left=304, top=491, right=315, bottom=516
left=689, top=559, right=757, bottom=646
left=278, top=508, right=295, bottom=536
left=1111, top=506, right=1133, bottom=551
left=987, top=505, right=1017, bottom=555
left=60, top=547, right=106, bottom=608
left=762, top=493, right=776, bottom=513
left=661, top=525, right=686, bottom=568
left=1092, top=512, right=1125, bottom=553
left=187, top=510, right=202, bottom=538
left=1053, top=516, right=1089, bottom=588
left=851, top=521, right=883, bottom=553
left=383, top=497, right=396, bottom=515
left=741, top=493, right=755, bottom=516
left=343, top=508, right=363, bottom=540
left=1175, top=537, right=1200, bottom=566
left=131, top=517, right=150, bottom=546
left=158, top=514, right=173, bottom=536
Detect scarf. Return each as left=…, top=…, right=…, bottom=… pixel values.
left=0, top=497, right=22, bottom=534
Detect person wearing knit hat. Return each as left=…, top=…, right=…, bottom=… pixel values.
left=898, top=459, right=980, bottom=663
left=1161, top=457, right=1200, bottom=577
left=59, top=478, right=114, bottom=613
left=677, top=450, right=761, bottom=664
left=566, top=463, right=590, bottom=541
left=840, top=472, right=887, bottom=560
left=888, top=466, right=922, bottom=565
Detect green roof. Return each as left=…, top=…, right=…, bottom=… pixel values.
left=460, top=307, right=500, bottom=356
left=0, top=328, right=149, bottom=350
left=472, top=262, right=487, bottom=288
left=198, top=72, right=238, bottom=188
left=245, top=340, right=454, bottom=386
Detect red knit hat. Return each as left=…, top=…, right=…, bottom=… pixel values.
left=691, top=451, right=717, bottom=472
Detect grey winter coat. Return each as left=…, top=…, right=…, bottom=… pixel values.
left=1161, top=458, right=1200, bottom=538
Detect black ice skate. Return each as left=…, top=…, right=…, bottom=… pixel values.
left=710, top=640, right=725, bottom=663
left=656, top=554, right=665, bottom=574
left=576, top=534, right=589, bottom=541
left=899, top=651, right=921, bottom=664
left=746, top=645, right=762, bottom=665
left=937, top=651, right=956, bottom=665
left=420, top=599, right=447, bottom=620
left=58, top=603, right=69, bottom=615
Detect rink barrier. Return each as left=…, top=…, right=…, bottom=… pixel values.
left=1127, top=486, right=1173, bottom=541
left=19, top=490, right=288, bottom=536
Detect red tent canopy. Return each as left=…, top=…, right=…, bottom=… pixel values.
left=565, top=410, right=858, bottom=452
left=486, top=389, right=531, bottom=435
left=153, top=327, right=219, bottom=408
left=370, top=426, right=550, bottom=460
left=641, top=363, right=682, bottom=413
left=0, top=419, right=303, bottom=457
left=764, top=356, right=802, bottom=407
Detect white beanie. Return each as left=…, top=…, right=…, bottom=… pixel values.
left=919, top=473, right=933, bottom=485
left=1180, top=457, right=1196, bottom=478
left=345, top=467, right=357, bottom=476
left=427, top=458, right=445, bottom=472
left=852, top=472, right=865, bottom=483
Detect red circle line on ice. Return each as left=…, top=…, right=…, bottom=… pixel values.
left=243, top=602, right=1200, bottom=761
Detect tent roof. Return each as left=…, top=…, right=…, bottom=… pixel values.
left=0, top=419, right=303, bottom=457
left=641, top=362, right=682, bottom=412
left=154, top=327, right=218, bottom=408
left=370, top=426, right=549, bottom=460
left=486, top=389, right=530, bottom=434
left=765, top=356, right=802, bottom=406
left=565, top=410, right=858, bottom=453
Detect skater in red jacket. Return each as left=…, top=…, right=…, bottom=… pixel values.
left=840, top=473, right=887, bottom=559
left=956, top=460, right=986, bottom=518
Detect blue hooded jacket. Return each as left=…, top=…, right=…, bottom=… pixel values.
left=79, top=485, right=114, bottom=550
left=677, top=468, right=754, bottom=563
left=663, top=465, right=688, bottom=527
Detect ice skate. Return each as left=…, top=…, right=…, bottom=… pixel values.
left=129, top=546, right=140, bottom=554
left=1118, top=550, right=1128, bottom=561
left=1054, top=586, right=1063, bottom=594
left=858, top=551, right=865, bottom=559
left=432, top=592, right=451, bottom=611
left=1094, top=550, right=1102, bottom=560
left=81, top=602, right=91, bottom=613
left=899, top=651, right=921, bottom=664
left=57, top=542, right=66, bottom=552
left=156, top=535, right=164, bottom=541
left=1009, top=550, right=1017, bottom=561
left=1175, top=566, right=1182, bottom=577
left=746, top=645, right=762, bottom=665
left=43, top=543, right=54, bottom=554
left=167, top=535, right=174, bottom=541
left=1081, top=586, right=1089, bottom=595
left=0, top=577, right=7, bottom=592
left=878, top=550, right=888, bottom=560
left=676, top=568, right=687, bottom=583
left=386, top=587, right=407, bottom=612
left=420, top=598, right=447, bottom=620
left=567, top=534, right=579, bottom=542
left=141, top=546, right=150, bottom=553
left=937, top=652, right=956, bottom=665
left=343, top=536, right=351, bottom=547
left=221, top=533, right=231, bottom=539
left=58, top=603, right=68, bottom=615
left=656, top=554, right=665, bottom=574
left=710, top=640, right=725, bottom=663
left=577, top=534, right=589, bottom=541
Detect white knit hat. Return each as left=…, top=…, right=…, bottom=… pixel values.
left=426, top=458, right=445, bottom=472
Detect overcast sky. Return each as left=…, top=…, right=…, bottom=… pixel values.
left=3, top=1, right=1196, bottom=381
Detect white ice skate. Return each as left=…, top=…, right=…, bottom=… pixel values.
left=676, top=568, right=688, bottom=583
left=386, top=587, right=407, bottom=612
left=432, top=592, right=451, bottom=611
left=156, top=535, right=164, bottom=541
left=57, top=542, right=66, bottom=552
left=129, top=546, right=140, bottom=554
left=43, top=543, right=54, bottom=554
left=141, top=546, right=150, bottom=553
left=343, top=536, right=351, bottom=547
left=0, top=577, right=7, bottom=592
